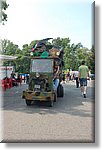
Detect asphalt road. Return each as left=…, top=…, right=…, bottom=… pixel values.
left=0, top=80, right=95, bottom=143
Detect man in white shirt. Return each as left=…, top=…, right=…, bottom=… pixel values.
left=74, top=70, right=79, bottom=88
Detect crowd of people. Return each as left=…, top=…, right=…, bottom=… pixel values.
left=10, top=72, right=23, bottom=86
left=62, top=61, right=92, bottom=98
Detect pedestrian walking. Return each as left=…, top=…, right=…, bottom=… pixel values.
left=78, top=61, right=89, bottom=98
left=66, top=70, right=70, bottom=82
left=26, top=74, right=29, bottom=84
left=74, top=70, right=79, bottom=88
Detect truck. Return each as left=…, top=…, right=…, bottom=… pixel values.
left=22, top=38, right=64, bottom=107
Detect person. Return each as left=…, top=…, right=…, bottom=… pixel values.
left=74, top=70, right=79, bottom=88
left=53, top=66, right=60, bottom=91
left=17, top=74, right=22, bottom=86
left=11, top=71, right=16, bottom=79
left=72, top=70, right=75, bottom=82
left=24, top=75, right=26, bottom=83
left=26, top=74, right=29, bottom=84
left=66, top=70, right=70, bottom=82
left=88, top=67, right=91, bottom=81
left=62, top=71, right=65, bottom=84
left=78, top=61, right=89, bottom=98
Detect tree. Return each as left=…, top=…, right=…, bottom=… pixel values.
left=76, top=47, right=89, bottom=67
left=1, top=38, right=93, bottom=74
left=70, top=43, right=77, bottom=70
left=52, top=37, right=70, bottom=48
left=87, top=45, right=95, bottom=73
left=22, top=44, right=29, bottom=56
left=63, top=45, right=71, bottom=69
left=1, top=39, right=21, bottom=55
left=52, top=37, right=71, bottom=69
left=64, top=42, right=83, bottom=70
left=0, top=0, right=9, bottom=24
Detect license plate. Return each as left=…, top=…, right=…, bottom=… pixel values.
left=34, top=85, right=40, bottom=89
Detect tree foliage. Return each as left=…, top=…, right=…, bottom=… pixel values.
left=52, top=38, right=95, bottom=73
left=1, top=38, right=95, bottom=74
left=0, top=0, right=9, bottom=24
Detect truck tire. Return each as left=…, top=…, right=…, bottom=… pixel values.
left=25, top=99, right=32, bottom=106
left=57, top=84, right=64, bottom=97
left=60, top=85, right=64, bottom=97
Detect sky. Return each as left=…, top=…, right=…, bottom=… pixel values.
left=1, top=0, right=94, bottom=49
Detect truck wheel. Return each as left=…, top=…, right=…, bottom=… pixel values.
left=60, top=85, right=64, bottom=97
left=25, top=100, right=32, bottom=106
left=57, top=85, right=60, bottom=97
left=57, top=84, right=64, bottom=97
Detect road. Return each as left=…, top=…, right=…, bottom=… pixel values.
left=0, top=80, right=95, bottom=143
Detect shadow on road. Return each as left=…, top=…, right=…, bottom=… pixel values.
left=2, top=82, right=95, bottom=118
